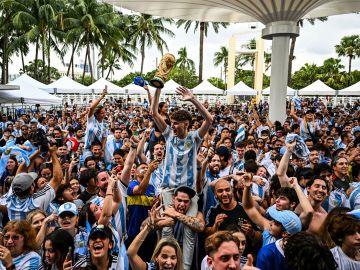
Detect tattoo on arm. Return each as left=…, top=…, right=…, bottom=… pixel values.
left=177, top=214, right=205, bottom=232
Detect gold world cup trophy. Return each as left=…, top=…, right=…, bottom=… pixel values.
left=149, top=53, right=176, bottom=89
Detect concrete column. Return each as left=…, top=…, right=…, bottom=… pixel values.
left=227, top=35, right=236, bottom=104
left=262, top=21, right=299, bottom=123
left=268, top=35, right=290, bottom=123
left=254, top=38, right=264, bottom=103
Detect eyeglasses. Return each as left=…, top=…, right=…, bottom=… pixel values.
left=4, top=234, right=23, bottom=241
left=21, top=128, right=28, bottom=131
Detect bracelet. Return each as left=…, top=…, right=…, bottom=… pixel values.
left=130, top=144, right=138, bottom=149
left=105, top=193, right=113, bottom=196
left=6, top=265, right=15, bottom=270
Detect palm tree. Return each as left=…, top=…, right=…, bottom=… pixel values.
left=335, top=35, right=360, bottom=85
left=175, top=47, right=195, bottom=85
left=128, top=14, right=174, bottom=75
left=176, top=47, right=195, bottom=70
left=11, top=0, right=65, bottom=83
left=176, top=20, right=229, bottom=83
left=288, top=17, right=328, bottom=85
left=64, top=0, right=123, bottom=82
left=213, top=46, right=228, bottom=86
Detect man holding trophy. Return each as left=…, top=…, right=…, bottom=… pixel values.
left=140, top=53, right=213, bottom=269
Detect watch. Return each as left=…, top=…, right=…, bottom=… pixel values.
left=6, top=264, right=15, bottom=270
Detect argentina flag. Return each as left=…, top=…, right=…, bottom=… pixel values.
left=235, top=125, right=246, bottom=143
left=0, top=139, right=31, bottom=176
left=292, top=96, right=301, bottom=110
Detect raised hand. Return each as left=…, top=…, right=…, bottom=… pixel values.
left=102, top=85, right=108, bottom=96
left=176, top=86, right=195, bottom=102
left=286, top=139, right=296, bottom=153
left=288, top=177, right=299, bottom=189
left=243, top=173, right=253, bottom=188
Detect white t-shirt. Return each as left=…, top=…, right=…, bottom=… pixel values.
left=331, top=246, right=360, bottom=270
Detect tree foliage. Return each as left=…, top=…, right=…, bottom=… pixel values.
left=20, top=59, right=60, bottom=83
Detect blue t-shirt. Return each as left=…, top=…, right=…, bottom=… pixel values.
left=256, top=240, right=289, bottom=270
left=126, top=180, right=156, bottom=239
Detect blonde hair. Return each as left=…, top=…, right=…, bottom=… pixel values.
left=26, top=209, right=47, bottom=224
left=151, top=237, right=183, bottom=270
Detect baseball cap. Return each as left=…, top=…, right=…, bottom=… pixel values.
left=174, top=186, right=196, bottom=199
left=58, top=202, right=78, bottom=216
left=12, top=173, right=35, bottom=194
left=89, top=224, right=113, bottom=241
left=348, top=209, right=360, bottom=220
left=266, top=205, right=302, bottom=235
left=305, top=108, right=315, bottom=114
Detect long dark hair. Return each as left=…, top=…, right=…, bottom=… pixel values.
left=42, top=229, right=74, bottom=270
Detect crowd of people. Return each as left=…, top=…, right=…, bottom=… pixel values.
left=0, top=84, right=359, bottom=270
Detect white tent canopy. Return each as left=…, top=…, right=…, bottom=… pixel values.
left=227, top=81, right=256, bottom=96
left=41, top=76, right=91, bottom=94
left=263, top=86, right=296, bottom=96
left=1, top=81, right=62, bottom=105
left=191, top=80, right=223, bottom=95
left=338, top=81, right=360, bottom=96
left=161, top=80, right=182, bottom=94
left=298, top=80, right=336, bottom=96
left=88, top=78, right=126, bottom=94
left=10, top=73, right=47, bottom=88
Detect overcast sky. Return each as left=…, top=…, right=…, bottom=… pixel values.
left=10, top=12, right=360, bottom=82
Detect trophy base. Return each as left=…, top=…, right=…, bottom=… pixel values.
left=149, top=77, right=165, bottom=89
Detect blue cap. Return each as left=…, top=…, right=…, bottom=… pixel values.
left=266, top=205, right=302, bottom=234
left=133, top=76, right=148, bottom=87
left=349, top=209, right=360, bottom=220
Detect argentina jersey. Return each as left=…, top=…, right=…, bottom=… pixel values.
left=161, top=125, right=202, bottom=190
left=84, top=115, right=109, bottom=149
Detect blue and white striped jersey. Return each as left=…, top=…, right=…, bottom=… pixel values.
left=161, top=125, right=202, bottom=190
left=0, top=251, right=40, bottom=270
left=2, top=184, right=55, bottom=220
left=84, top=115, right=109, bottom=150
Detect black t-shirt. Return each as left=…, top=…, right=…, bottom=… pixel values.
left=333, top=176, right=350, bottom=194
left=206, top=202, right=254, bottom=230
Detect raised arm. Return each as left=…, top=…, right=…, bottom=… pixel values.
left=290, top=102, right=299, bottom=122
left=132, top=161, right=158, bottom=195
left=289, top=177, right=314, bottom=229
left=88, top=86, right=107, bottom=118
left=98, top=175, right=119, bottom=226
left=120, top=137, right=139, bottom=186
left=176, top=86, right=213, bottom=138
left=276, top=140, right=296, bottom=187
left=48, top=145, right=63, bottom=192
left=136, top=131, right=148, bottom=163
left=242, top=174, right=270, bottom=231
left=252, top=107, right=261, bottom=127
left=151, top=88, right=167, bottom=132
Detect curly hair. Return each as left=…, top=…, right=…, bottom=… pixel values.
left=3, top=220, right=37, bottom=252
left=171, top=110, right=192, bottom=123
left=284, top=232, right=337, bottom=270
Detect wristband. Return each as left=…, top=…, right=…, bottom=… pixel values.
left=6, top=265, right=15, bottom=270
